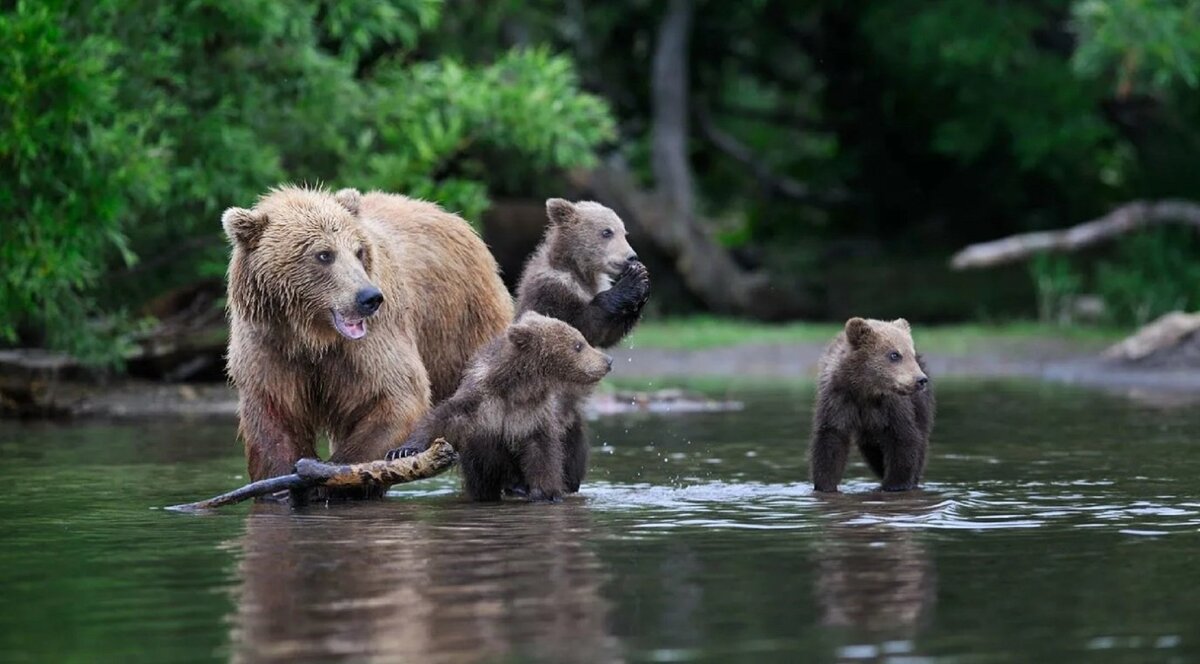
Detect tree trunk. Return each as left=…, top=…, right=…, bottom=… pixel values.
left=575, top=0, right=813, bottom=320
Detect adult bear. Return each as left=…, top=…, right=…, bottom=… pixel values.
left=222, top=185, right=512, bottom=485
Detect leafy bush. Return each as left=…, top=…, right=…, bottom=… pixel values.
left=0, top=2, right=165, bottom=362
left=1095, top=227, right=1200, bottom=325
left=0, top=0, right=613, bottom=364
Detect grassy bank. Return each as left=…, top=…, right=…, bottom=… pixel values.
left=624, top=316, right=1128, bottom=354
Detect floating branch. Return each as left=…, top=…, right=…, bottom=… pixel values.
left=950, top=200, right=1200, bottom=270
left=167, top=438, right=457, bottom=511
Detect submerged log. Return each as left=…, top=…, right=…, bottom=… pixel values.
left=950, top=200, right=1200, bottom=270
left=166, top=438, right=458, bottom=511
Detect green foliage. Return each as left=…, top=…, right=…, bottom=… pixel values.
left=1073, top=0, right=1200, bottom=94
left=1029, top=254, right=1084, bottom=325
left=1, top=0, right=612, bottom=363
left=1028, top=228, right=1200, bottom=327
left=1094, top=228, right=1200, bottom=325
left=0, top=1, right=166, bottom=362
left=355, top=47, right=615, bottom=221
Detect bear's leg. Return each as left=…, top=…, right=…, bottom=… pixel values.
left=562, top=409, right=589, bottom=493
left=809, top=425, right=851, bottom=493
left=879, top=425, right=927, bottom=492
left=330, top=394, right=427, bottom=463
left=329, top=401, right=426, bottom=499
left=240, top=392, right=316, bottom=482
left=856, top=439, right=886, bottom=479
left=519, top=434, right=566, bottom=503
left=460, top=439, right=507, bottom=502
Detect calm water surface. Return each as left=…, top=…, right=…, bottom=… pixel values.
left=1, top=379, right=1198, bottom=663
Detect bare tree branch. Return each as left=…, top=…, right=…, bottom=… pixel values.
left=950, top=200, right=1200, bottom=270
left=695, top=105, right=847, bottom=204
left=166, top=438, right=458, bottom=511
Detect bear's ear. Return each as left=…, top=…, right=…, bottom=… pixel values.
left=334, top=188, right=362, bottom=216
left=845, top=317, right=874, bottom=348
left=222, top=207, right=269, bottom=249
left=507, top=324, right=535, bottom=350
left=546, top=198, right=579, bottom=226
left=891, top=318, right=911, bottom=332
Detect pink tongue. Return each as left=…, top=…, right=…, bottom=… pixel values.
left=334, top=312, right=368, bottom=340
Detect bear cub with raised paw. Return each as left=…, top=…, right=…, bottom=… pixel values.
left=809, top=317, right=935, bottom=493
left=387, top=312, right=613, bottom=502
left=513, top=198, right=650, bottom=494
left=516, top=197, right=650, bottom=349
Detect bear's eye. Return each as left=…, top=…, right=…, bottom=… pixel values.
left=888, top=351, right=902, bottom=362
left=574, top=341, right=584, bottom=353
left=315, top=250, right=334, bottom=265
left=601, top=229, right=614, bottom=239
left=355, top=247, right=365, bottom=262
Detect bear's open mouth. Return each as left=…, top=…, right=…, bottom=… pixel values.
left=332, top=310, right=368, bottom=340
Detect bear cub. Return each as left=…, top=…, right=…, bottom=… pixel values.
left=387, top=312, right=613, bottom=502
left=516, top=198, right=649, bottom=349
left=809, top=317, right=935, bottom=492
left=513, top=198, right=650, bottom=493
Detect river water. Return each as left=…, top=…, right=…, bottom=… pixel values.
left=1, top=379, right=1198, bottom=662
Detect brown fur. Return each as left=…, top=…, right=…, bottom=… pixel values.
left=513, top=198, right=649, bottom=493
left=809, top=317, right=935, bottom=492
left=387, top=312, right=613, bottom=502
left=223, top=185, right=512, bottom=487
left=515, top=198, right=648, bottom=349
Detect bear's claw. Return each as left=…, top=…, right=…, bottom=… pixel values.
left=384, top=445, right=422, bottom=461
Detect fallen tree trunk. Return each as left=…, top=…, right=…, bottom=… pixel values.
left=950, top=200, right=1200, bottom=270
left=167, top=438, right=457, bottom=511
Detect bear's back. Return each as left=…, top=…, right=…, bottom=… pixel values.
left=359, top=192, right=514, bottom=403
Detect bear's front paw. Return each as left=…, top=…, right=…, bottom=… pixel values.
left=527, top=487, right=563, bottom=503
left=384, top=445, right=423, bottom=461
left=504, top=482, right=530, bottom=497
left=614, top=264, right=650, bottom=311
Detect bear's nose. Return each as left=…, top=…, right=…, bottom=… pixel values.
left=627, top=253, right=640, bottom=263
left=917, top=376, right=929, bottom=388
left=356, top=287, right=384, bottom=315
left=604, top=354, right=613, bottom=370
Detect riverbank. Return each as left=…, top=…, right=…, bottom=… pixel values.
left=5, top=318, right=1199, bottom=419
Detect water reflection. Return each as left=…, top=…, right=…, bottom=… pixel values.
left=811, top=494, right=939, bottom=636
left=229, top=499, right=622, bottom=663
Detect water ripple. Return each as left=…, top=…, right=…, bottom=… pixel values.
left=569, top=478, right=1200, bottom=535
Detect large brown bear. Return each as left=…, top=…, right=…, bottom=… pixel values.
left=513, top=198, right=650, bottom=492
left=809, top=317, right=935, bottom=493
left=222, top=185, right=513, bottom=485
left=387, top=312, right=613, bottom=502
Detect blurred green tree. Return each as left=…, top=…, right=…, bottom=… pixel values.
left=0, top=0, right=612, bottom=363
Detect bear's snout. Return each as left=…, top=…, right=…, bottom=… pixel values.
left=356, top=287, right=384, bottom=316
left=627, top=252, right=639, bottom=263
left=916, top=375, right=929, bottom=390
left=604, top=354, right=614, bottom=370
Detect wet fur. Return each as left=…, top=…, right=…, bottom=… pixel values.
left=513, top=199, right=649, bottom=493
left=388, top=313, right=612, bottom=502
left=224, top=185, right=511, bottom=487
left=809, top=318, right=936, bottom=492
left=515, top=199, right=649, bottom=349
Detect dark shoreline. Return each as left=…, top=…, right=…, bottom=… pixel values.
left=5, top=341, right=1199, bottom=421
